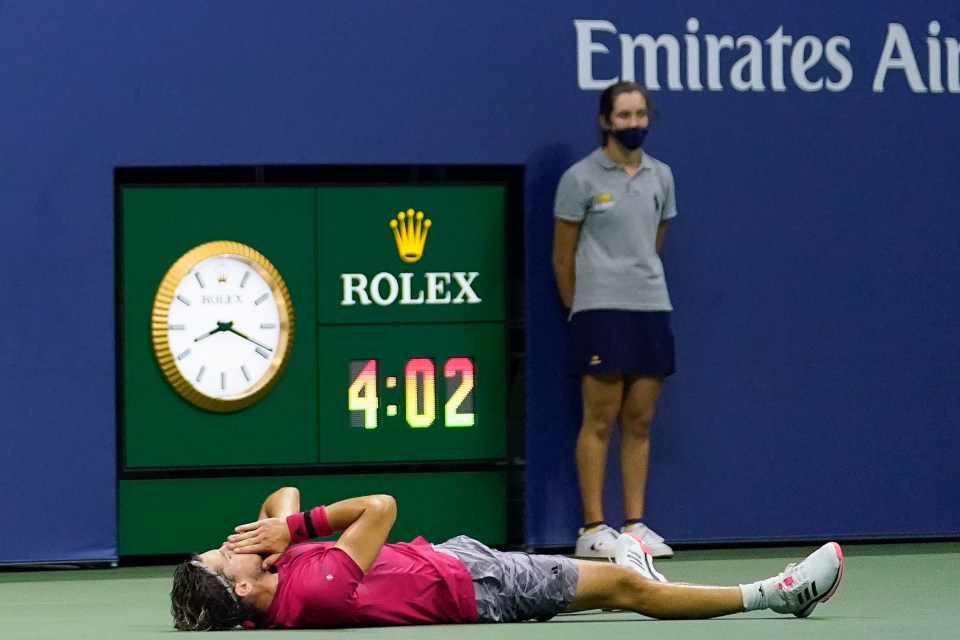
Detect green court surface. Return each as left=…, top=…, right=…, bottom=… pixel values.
left=2, top=542, right=956, bottom=640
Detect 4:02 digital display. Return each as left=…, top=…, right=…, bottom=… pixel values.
left=348, top=357, right=476, bottom=430
left=317, top=322, right=505, bottom=464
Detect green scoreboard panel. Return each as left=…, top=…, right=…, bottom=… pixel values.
left=315, top=185, right=507, bottom=464
left=116, top=166, right=523, bottom=555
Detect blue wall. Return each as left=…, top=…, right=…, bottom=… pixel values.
left=2, top=1, right=958, bottom=562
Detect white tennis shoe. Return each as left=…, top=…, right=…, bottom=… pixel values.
left=769, top=542, right=844, bottom=618
left=575, top=524, right=619, bottom=559
left=620, top=522, right=674, bottom=558
left=614, top=533, right=668, bottom=582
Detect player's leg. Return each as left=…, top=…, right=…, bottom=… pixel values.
left=568, top=560, right=744, bottom=619
left=574, top=373, right=624, bottom=557
left=568, top=541, right=844, bottom=619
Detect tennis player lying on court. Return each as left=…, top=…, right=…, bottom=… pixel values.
left=170, top=487, right=843, bottom=630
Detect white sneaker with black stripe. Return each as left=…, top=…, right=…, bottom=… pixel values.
left=614, top=533, right=668, bottom=582
left=769, top=542, right=844, bottom=618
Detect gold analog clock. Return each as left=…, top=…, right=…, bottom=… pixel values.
left=150, top=241, right=294, bottom=412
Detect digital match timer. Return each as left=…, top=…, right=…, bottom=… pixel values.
left=348, top=357, right=476, bottom=429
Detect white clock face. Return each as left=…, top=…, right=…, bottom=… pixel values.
left=165, top=255, right=283, bottom=399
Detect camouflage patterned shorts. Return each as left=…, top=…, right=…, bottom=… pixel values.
left=434, top=535, right=579, bottom=623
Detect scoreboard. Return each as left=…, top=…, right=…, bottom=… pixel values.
left=116, top=166, right=523, bottom=555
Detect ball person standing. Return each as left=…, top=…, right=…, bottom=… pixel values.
left=552, top=81, right=677, bottom=559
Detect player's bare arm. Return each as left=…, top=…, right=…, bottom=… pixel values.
left=229, top=491, right=397, bottom=573
left=257, top=486, right=301, bottom=521
left=328, top=494, right=397, bottom=572
left=225, top=487, right=302, bottom=569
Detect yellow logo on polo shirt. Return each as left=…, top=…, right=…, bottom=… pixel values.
left=590, top=193, right=615, bottom=213
left=589, top=355, right=602, bottom=366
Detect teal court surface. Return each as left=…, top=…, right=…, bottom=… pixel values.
left=2, top=542, right=957, bottom=640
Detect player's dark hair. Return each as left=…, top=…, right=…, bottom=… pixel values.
left=597, top=81, right=657, bottom=145
left=170, top=555, right=256, bottom=631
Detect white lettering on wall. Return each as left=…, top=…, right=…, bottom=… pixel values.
left=576, top=18, right=957, bottom=94
left=574, top=20, right=619, bottom=90
left=874, top=23, right=927, bottom=92
left=873, top=21, right=960, bottom=93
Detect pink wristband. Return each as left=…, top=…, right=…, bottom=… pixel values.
left=286, top=506, right=333, bottom=543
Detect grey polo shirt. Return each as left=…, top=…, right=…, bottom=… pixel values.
left=554, top=148, right=677, bottom=314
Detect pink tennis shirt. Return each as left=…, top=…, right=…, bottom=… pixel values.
left=259, top=537, right=479, bottom=628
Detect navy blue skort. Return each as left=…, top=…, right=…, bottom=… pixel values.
left=567, top=309, right=676, bottom=377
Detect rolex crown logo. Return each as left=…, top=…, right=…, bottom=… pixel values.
left=216, top=264, right=228, bottom=283
left=389, top=208, right=432, bottom=263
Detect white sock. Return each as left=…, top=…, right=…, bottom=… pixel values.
left=739, top=577, right=779, bottom=611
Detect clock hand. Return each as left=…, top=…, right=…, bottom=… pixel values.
left=226, top=326, right=273, bottom=351
left=194, top=321, right=234, bottom=342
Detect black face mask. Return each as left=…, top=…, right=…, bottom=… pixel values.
left=612, top=126, right=648, bottom=150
